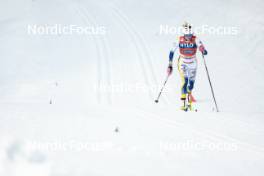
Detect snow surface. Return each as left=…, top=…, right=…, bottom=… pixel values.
left=0, top=0, right=264, bottom=175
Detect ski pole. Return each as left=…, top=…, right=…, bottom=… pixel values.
left=202, top=54, right=219, bottom=112
left=155, top=74, right=170, bottom=103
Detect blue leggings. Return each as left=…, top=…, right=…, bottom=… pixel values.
left=181, top=77, right=195, bottom=94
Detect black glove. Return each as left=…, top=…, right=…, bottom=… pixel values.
left=167, top=63, right=173, bottom=75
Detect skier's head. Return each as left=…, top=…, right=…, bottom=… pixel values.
left=182, top=22, right=193, bottom=40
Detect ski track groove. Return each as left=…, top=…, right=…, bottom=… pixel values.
left=80, top=6, right=113, bottom=105
left=111, top=4, right=169, bottom=104
left=75, top=3, right=112, bottom=104
left=111, top=6, right=158, bottom=84
left=111, top=9, right=152, bottom=100
left=110, top=4, right=156, bottom=101
left=133, top=107, right=264, bottom=156
left=73, top=5, right=102, bottom=103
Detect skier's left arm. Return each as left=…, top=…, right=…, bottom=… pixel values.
left=197, top=38, right=208, bottom=55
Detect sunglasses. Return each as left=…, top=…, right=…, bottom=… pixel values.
left=184, top=34, right=193, bottom=39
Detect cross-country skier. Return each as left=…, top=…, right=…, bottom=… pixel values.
left=167, top=22, right=208, bottom=111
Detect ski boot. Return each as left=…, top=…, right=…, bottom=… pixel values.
left=180, top=94, right=188, bottom=111
left=187, top=93, right=193, bottom=111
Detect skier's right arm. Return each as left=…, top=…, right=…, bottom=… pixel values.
left=167, top=44, right=178, bottom=75
left=169, top=44, right=178, bottom=63
left=169, top=50, right=174, bottom=63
